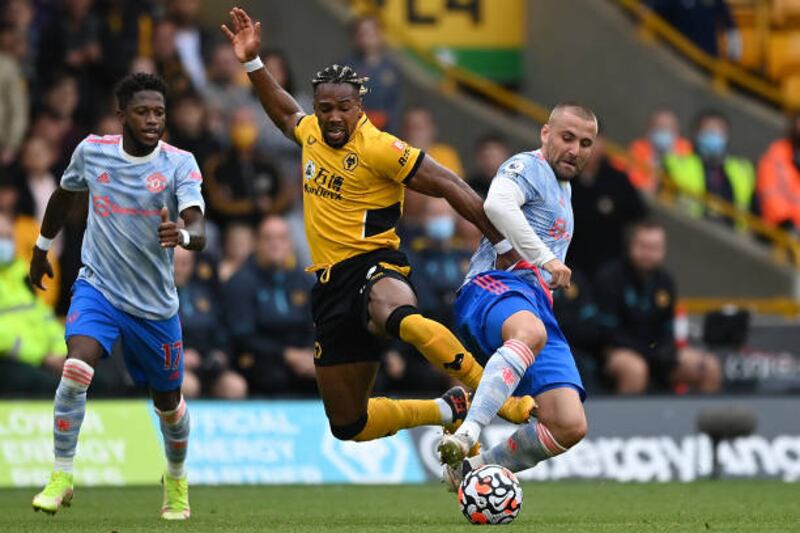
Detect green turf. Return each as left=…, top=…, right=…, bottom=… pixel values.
left=1, top=481, right=797, bottom=532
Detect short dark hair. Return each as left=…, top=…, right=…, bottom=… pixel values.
left=693, top=109, right=729, bottom=132
left=114, top=73, right=168, bottom=110
left=475, top=132, right=510, bottom=149
left=311, top=64, right=368, bottom=96
left=625, top=219, right=665, bottom=247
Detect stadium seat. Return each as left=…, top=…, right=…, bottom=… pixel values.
left=771, top=0, right=800, bottom=26
left=780, top=71, right=800, bottom=108
left=767, top=31, right=800, bottom=79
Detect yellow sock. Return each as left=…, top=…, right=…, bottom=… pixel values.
left=353, top=397, right=442, bottom=442
left=398, top=314, right=484, bottom=389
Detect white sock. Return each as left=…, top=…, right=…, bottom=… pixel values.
left=167, top=461, right=186, bottom=479
left=54, top=456, right=74, bottom=474
left=435, top=398, right=452, bottom=424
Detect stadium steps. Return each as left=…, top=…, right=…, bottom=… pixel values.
left=202, top=0, right=799, bottom=300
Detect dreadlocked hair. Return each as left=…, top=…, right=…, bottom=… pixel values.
left=311, top=64, right=369, bottom=96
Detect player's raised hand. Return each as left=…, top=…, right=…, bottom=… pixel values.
left=542, top=258, right=571, bottom=289
left=221, top=6, right=262, bottom=63
left=29, top=247, right=54, bottom=291
left=158, top=207, right=180, bottom=248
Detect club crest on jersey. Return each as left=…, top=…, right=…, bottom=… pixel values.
left=343, top=152, right=359, bottom=171
left=96, top=172, right=110, bottom=184
left=504, top=161, right=525, bottom=175
left=304, top=160, right=316, bottom=180
left=146, top=173, right=167, bottom=193
left=307, top=135, right=317, bottom=145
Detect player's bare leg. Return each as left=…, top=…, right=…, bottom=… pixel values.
left=444, top=387, right=586, bottom=491
left=316, top=361, right=468, bottom=440
left=153, top=388, right=191, bottom=520
left=368, top=277, right=535, bottom=425
left=33, top=336, right=103, bottom=514
left=440, top=311, right=545, bottom=468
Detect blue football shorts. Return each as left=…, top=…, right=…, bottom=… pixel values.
left=454, top=268, right=585, bottom=401
left=65, top=280, right=183, bottom=391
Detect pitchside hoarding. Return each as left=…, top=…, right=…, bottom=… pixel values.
left=0, top=398, right=797, bottom=487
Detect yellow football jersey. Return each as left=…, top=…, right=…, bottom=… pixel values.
left=294, top=114, right=423, bottom=273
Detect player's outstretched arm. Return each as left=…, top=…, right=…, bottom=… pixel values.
left=406, top=156, right=519, bottom=265
left=221, top=7, right=304, bottom=143
left=158, top=206, right=206, bottom=251
left=484, top=176, right=571, bottom=288
left=30, top=187, right=78, bottom=290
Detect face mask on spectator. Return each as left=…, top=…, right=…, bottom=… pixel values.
left=425, top=215, right=455, bottom=241
left=696, top=130, right=727, bottom=158
left=649, top=128, right=675, bottom=154
left=230, top=123, right=258, bottom=151
left=0, top=238, right=14, bottom=265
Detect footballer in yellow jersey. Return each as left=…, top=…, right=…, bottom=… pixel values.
left=222, top=7, right=535, bottom=444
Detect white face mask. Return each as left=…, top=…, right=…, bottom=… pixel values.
left=0, top=238, right=14, bottom=265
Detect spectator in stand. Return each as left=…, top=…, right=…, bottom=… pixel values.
left=34, top=75, right=87, bottom=173
left=627, top=107, right=692, bottom=194
left=96, top=0, right=155, bottom=87
left=0, top=165, right=61, bottom=309
left=152, top=19, right=193, bottom=99
left=757, top=111, right=800, bottom=234
left=223, top=216, right=316, bottom=396
left=0, top=211, right=66, bottom=395
left=402, top=105, right=464, bottom=176
left=2, top=0, right=36, bottom=82
left=204, top=106, right=289, bottom=227
left=174, top=246, right=248, bottom=399
left=649, top=0, right=741, bottom=61
left=408, top=197, right=472, bottom=329
left=166, top=0, right=213, bottom=92
left=218, top=222, right=254, bottom=283
left=262, top=48, right=312, bottom=181
left=468, top=133, right=512, bottom=199
left=167, top=91, right=220, bottom=171
left=36, top=0, right=103, bottom=125
left=664, top=110, right=755, bottom=225
left=401, top=106, right=465, bottom=235
left=342, top=15, right=401, bottom=132
left=14, top=136, right=58, bottom=223
left=0, top=22, right=28, bottom=166
left=552, top=269, right=602, bottom=394
left=570, top=134, right=647, bottom=277
left=595, top=221, right=722, bottom=394
left=202, top=40, right=258, bottom=132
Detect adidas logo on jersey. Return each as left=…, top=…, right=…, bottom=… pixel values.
left=97, top=172, right=110, bottom=183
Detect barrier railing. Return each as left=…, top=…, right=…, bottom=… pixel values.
left=616, top=0, right=787, bottom=107
left=348, top=0, right=800, bottom=267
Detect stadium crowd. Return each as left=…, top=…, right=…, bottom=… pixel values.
left=1, top=0, right=794, bottom=399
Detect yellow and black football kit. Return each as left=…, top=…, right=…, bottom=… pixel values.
left=295, top=113, right=533, bottom=426
left=295, top=114, right=426, bottom=366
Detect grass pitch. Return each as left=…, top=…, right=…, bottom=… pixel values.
left=1, top=481, right=797, bottom=532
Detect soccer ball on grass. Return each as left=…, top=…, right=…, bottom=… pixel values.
left=457, top=464, right=523, bottom=525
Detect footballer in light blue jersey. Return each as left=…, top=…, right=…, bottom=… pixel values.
left=30, top=73, right=203, bottom=520
left=464, top=149, right=574, bottom=286
left=440, top=104, right=599, bottom=488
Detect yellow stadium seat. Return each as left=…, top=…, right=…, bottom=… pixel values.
left=767, top=31, right=800, bottom=79
left=781, top=72, right=800, bottom=108
left=772, top=0, right=800, bottom=26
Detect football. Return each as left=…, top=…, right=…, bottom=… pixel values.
left=458, top=465, right=523, bottom=525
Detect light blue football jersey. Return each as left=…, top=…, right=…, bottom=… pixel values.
left=60, top=135, right=205, bottom=320
left=465, top=149, right=573, bottom=285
